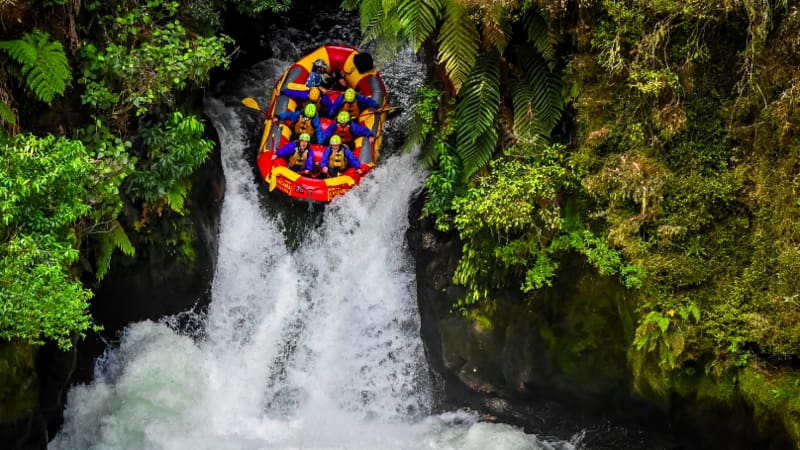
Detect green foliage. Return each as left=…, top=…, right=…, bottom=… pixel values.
left=437, top=1, right=479, bottom=93
left=229, top=0, right=291, bottom=15
left=0, top=103, right=16, bottom=126
left=80, top=0, right=232, bottom=124
left=422, top=142, right=462, bottom=231
left=450, top=144, right=640, bottom=309
left=397, top=0, right=444, bottom=51
left=512, top=45, right=565, bottom=142
left=454, top=52, right=501, bottom=178
left=0, top=235, right=94, bottom=349
left=95, top=221, right=135, bottom=281
left=124, top=112, right=213, bottom=213
left=0, top=30, right=71, bottom=105
left=0, top=134, right=108, bottom=348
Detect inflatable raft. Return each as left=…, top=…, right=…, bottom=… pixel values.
left=252, top=44, right=389, bottom=203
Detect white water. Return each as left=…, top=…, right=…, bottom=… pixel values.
left=51, top=48, right=575, bottom=450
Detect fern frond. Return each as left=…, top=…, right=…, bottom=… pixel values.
left=359, top=0, right=387, bottom=38
left=481, top=13, right=511, bottom=55
left=0, top=37, right=37, bottom=66
left=95, top=234, right=113, bottom=281
left=455, top=53, right=501, bottom=143
left=0, top=102, right=16, bottom=125
left=458, top=122, right=498, bottom=178
left=438, top=1, right=480, bottom=93
left=110, top=221, right=135, bottom=257
left=525, top=9, right=560, bottom=67
left=512, top=46, right=564, bottom=141
left=397, top=0, right=445, bottom=51
left=454, top=52, right=501, bottom=177
left=0, top=30, right=71, bottom=105
left=95, top=221, right=135, bottom=280
left=166, top=179, right=191, bottom=215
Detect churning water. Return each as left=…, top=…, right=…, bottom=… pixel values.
left=51, top=14, right=577, bottom=450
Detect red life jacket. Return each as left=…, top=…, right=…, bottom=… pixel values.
left=334, top=123, right=353, bottom=144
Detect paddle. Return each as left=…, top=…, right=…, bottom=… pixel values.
left=357, top=105, right=403, bottom=118
left=242, top=97, right=270, bottom=118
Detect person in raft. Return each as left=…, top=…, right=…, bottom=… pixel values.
left=305, top=59, right=331, bottom=89
left=320, top=111, right=375, bottom=149
left=281, top=86, right=323, bottom=113
left=272, top=132, right=314, bottom=175
left=273, top=103, right=325, bottom=144
left=320, top=135, right=362, bottom=177
left=326, top=88, right=379, bottom=118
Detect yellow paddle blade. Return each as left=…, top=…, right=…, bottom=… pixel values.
left=268, top=170, right=277, bottom=192
left=242, top=97, right=261, bottom=111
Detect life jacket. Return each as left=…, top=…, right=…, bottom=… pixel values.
left=329, top=147, right=347, bottom=170
left=288, top=143, right=310, bottom=168
left=294, top=115, right=315, bottom=135
left=340, top=100, right=360, bottom=118
left=333, top=123, right=353, bottom=144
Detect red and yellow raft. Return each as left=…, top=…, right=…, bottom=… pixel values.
left=254, top=44, right=389, bottom=203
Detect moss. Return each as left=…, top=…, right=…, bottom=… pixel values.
left=0, top=340, right=39, bottom=423
left=738, top=366, right=800, bottom=444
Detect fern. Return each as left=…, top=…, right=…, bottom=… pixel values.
left=0, top=102, right=16, bottom=125
left=454, top=52, right=501, bottom=178
left=0, top=30, right=71, bottom=105
left=438, top=1, right=480, bottom=93
left=524, top=9, right=560, bottom=67
left=397, top=0, right=445, bottom=51
left=357, top=0, right=388, bottom=42
left=481, top=11, right=511, bottom=55
left=166, top=178, right=191, bottom=214
left=511, top=46, right=564, bottom=141
left=95, top=220, right=135, bottom=280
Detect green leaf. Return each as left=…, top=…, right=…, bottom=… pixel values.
left=397, top=0, right=445, bottom=51
left=0, top=102, right=16, bottom=125
left=511, top=45, right=564, bottom=141
left=437, top=1, right=480, bottom=93
left=0, top=30, right=72, bottom=105
left=454, top=52, right=501, bottom=177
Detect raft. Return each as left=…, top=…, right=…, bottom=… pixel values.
left=254, top=44, right=389, bottom=203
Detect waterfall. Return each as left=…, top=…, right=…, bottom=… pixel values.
left=50, top=36, right=575, bottom=450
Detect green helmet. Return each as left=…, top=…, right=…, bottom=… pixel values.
left=298, top=133, right=311, bottom=142
left=337, top=111, right=350, bottom=124
left=344, top=88, right=356, bottom=103
left=304, top=103, right=317, bottom=118
left=330, top=135, right=342, bottom=145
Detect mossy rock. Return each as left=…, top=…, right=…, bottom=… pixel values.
left=0, top=341, right=39, bottom=423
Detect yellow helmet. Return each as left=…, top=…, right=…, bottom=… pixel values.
left=344, top=88, right=356, bottom=103
left=308, top=87, right=321, bottom=102
left=337, top=111, right=350, bottom=124
left=330, top=135, right=342, bottom=145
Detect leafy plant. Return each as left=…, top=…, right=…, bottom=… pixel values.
left=454, top=52, right=501, bottom=178
left=0, top=30, right=71, bottom=105
left=0, top=134, right=109, bottom=348
left=80, top=0, right=232, bottom=126
left=124, top=112, right=214, bottom=214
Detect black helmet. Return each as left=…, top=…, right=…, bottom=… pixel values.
left=313, top=59, right=328, bottom=72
